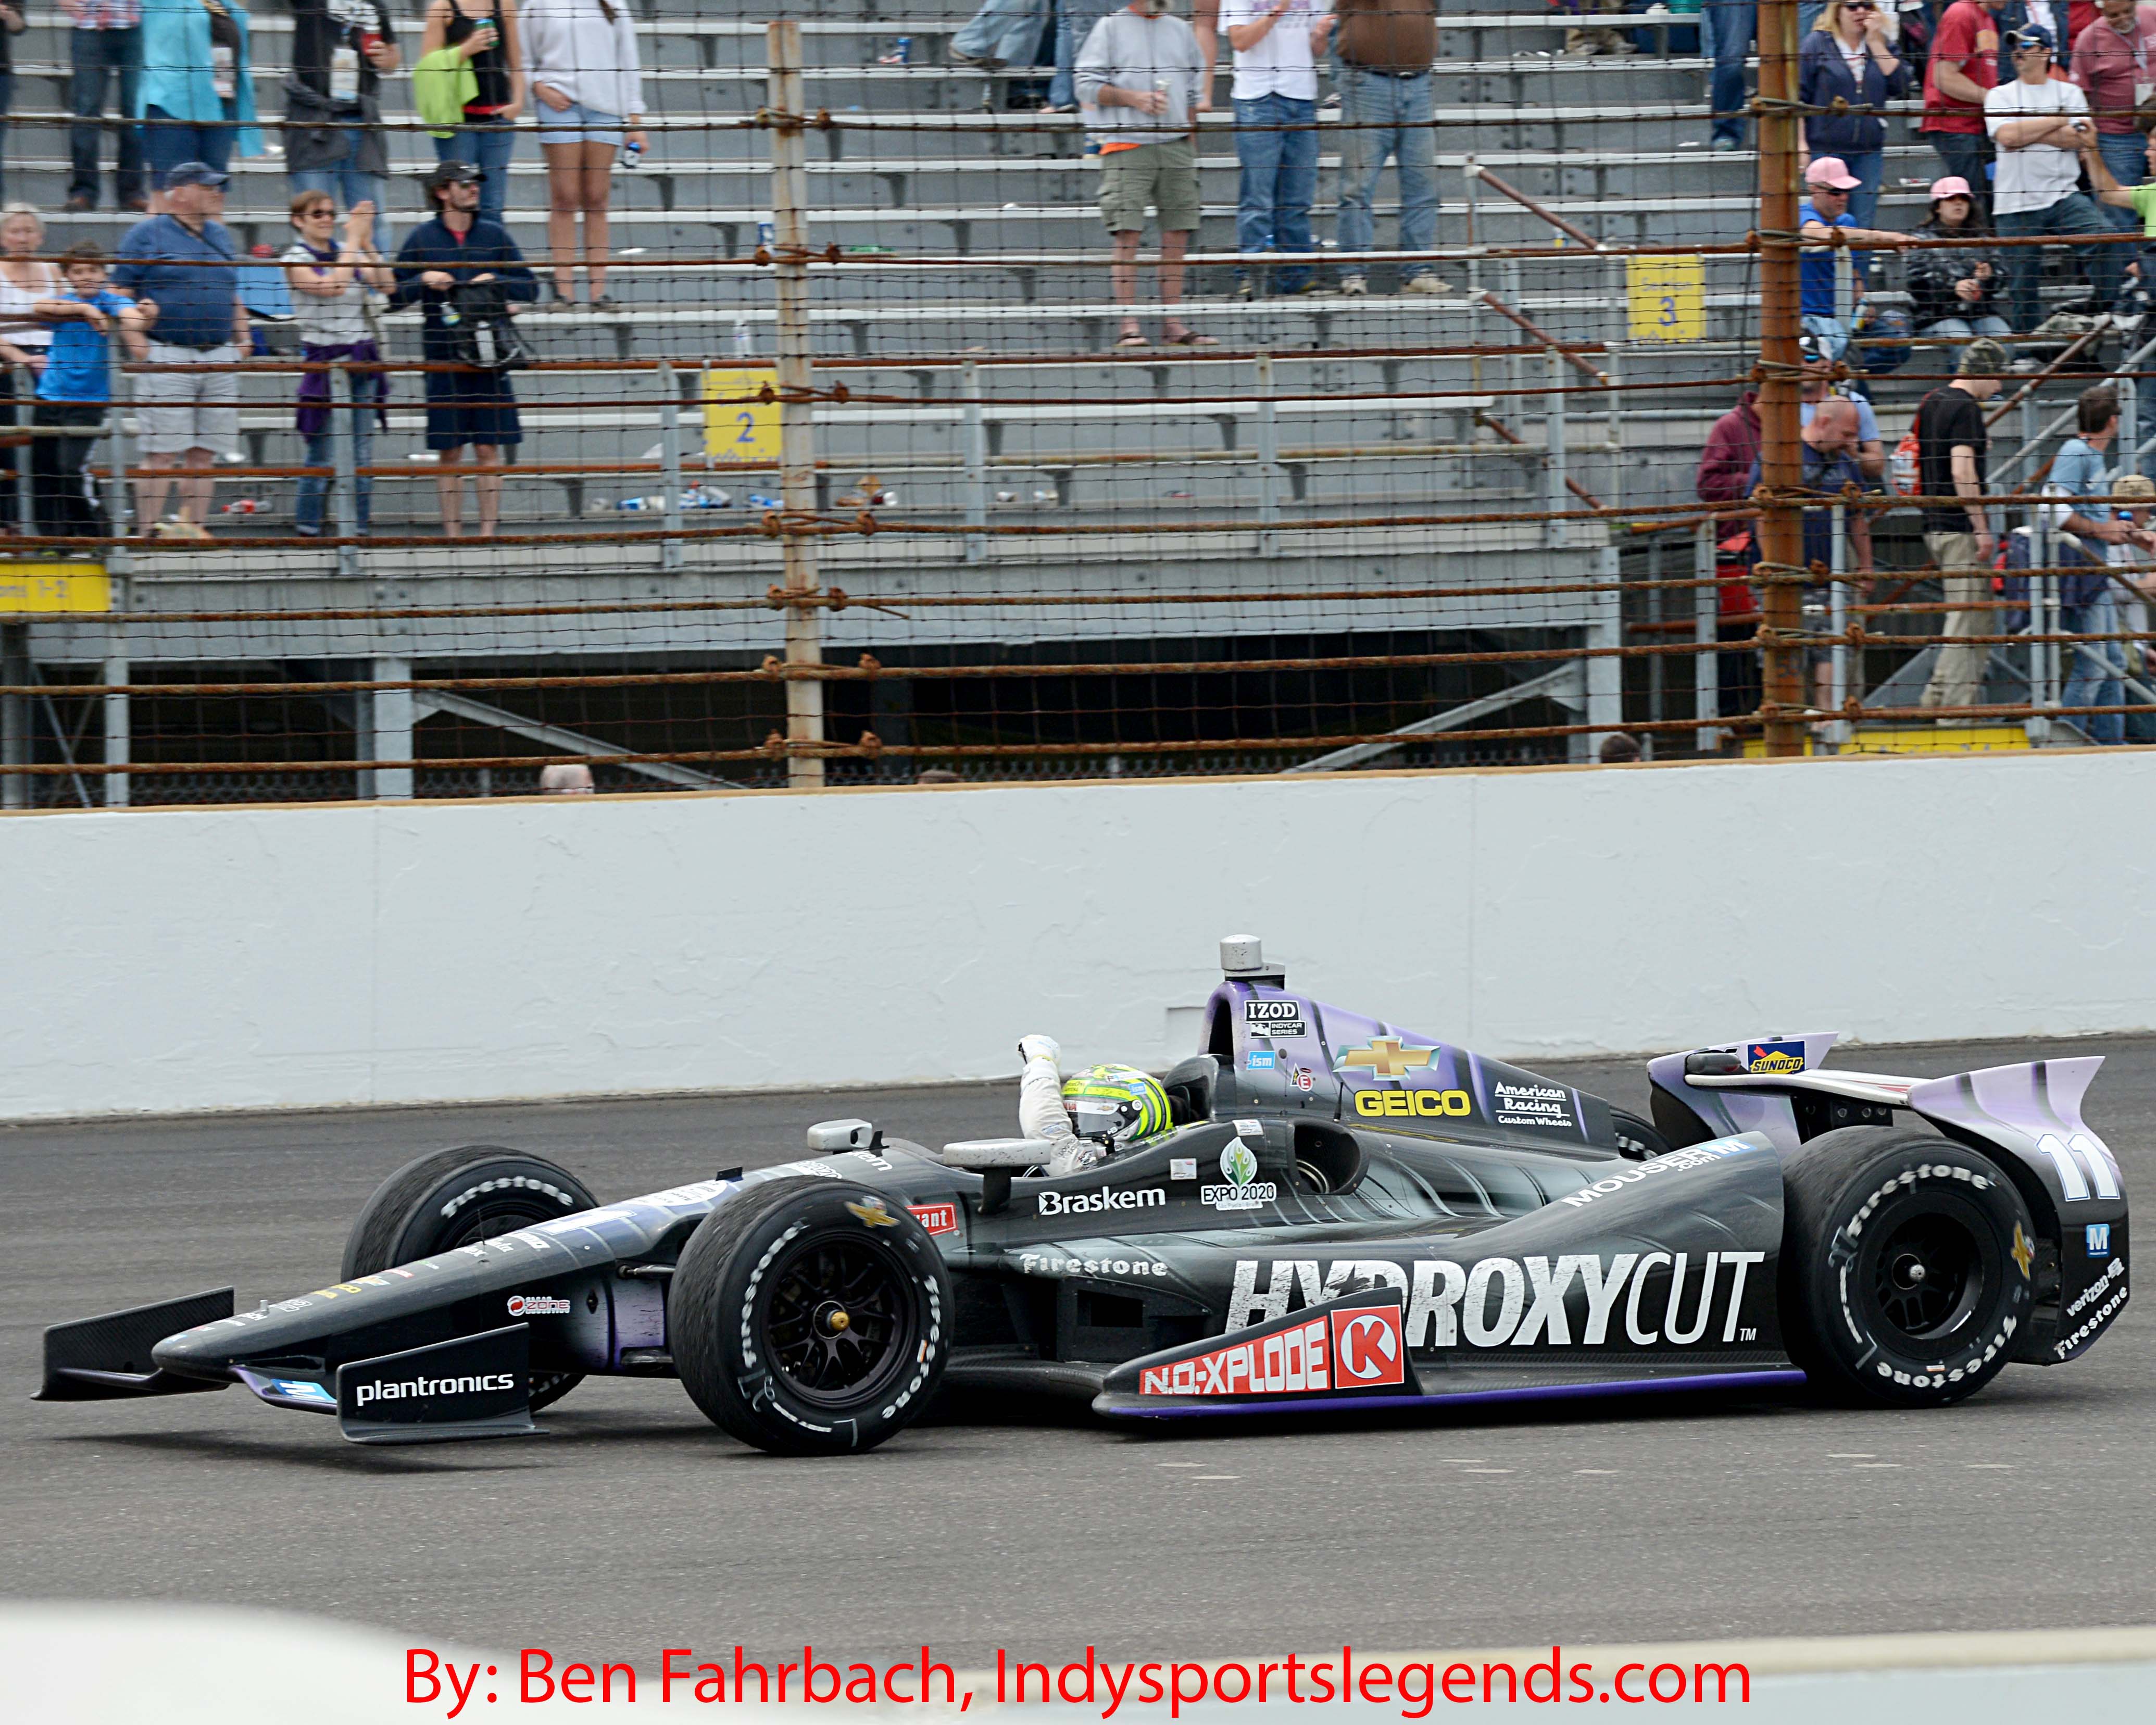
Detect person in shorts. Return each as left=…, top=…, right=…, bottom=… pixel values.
left=1077, top=0, right=1217, bottom=347
left=519, top=0, right=645, bottom=309
left=111, top=159, right=246, bottom=539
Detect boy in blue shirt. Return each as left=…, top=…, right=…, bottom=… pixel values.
left=30, top=242, right=146, bottom=538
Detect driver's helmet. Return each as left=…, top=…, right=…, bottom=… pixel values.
left=1060, top=1064, right=1172, bottom=1145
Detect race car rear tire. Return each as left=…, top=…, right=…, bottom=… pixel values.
left=1609, top=1106, right=1671, bottom=1162
left=1778, top=1127, right=2037, bottom=1408
left=341, top=1144, right=600, bottom=1413
left=670, top=1176, right=951, bottom=1457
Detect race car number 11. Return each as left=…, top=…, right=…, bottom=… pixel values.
left=1245, top=999, right=1307, bottom=1039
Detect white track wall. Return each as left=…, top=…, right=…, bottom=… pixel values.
left=6, top=750, right=2154, bottom=1122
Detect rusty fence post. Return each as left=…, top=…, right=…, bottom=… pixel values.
left=1755, top=0, right=1807, bottom=755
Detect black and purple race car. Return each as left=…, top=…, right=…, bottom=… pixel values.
left=38, top=938, right=2130, bottom=1456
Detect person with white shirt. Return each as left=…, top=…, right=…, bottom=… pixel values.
left=1985, top=23, right=2122, bottom=331
left=520, top=0, right=645, bottom=310
left=1220, top=0, right=1325, bottom=295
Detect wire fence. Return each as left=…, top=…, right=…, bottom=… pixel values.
left=6, top=1, right=2156, bottom=805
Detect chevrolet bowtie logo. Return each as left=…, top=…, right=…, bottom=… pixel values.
left=1336, top=1037, right=1437, bottom=1080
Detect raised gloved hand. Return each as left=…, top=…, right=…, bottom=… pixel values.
left=1017, top=1033, right=1061, bottom=1066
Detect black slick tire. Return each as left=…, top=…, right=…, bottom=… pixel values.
left=1779, top=1127, right=2037, bottom=1407
left=1609, top=1106, right=1672, bottom=1161
left=670, top=1176, right=952, bottom=1457
left=341, top=1144, right=601, bottom=1412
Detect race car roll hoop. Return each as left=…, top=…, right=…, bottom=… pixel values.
left=38, top=938, right=2130, bottom=1456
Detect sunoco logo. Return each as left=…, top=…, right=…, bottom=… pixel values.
left=1036, top=1186, right=1167, bottom=1218
left=507, top=1294, right=571, bottom=1317
left=353, top=1373, right=517, bottom=1407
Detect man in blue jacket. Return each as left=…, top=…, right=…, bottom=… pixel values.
left=391, top=159, right=536, bottom=538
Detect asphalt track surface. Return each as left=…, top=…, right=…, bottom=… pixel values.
left=5, top=1035, right=2153, bottom=1672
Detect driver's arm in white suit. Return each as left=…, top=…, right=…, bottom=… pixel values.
left=1017, top=1034, right=1105, bottom=1178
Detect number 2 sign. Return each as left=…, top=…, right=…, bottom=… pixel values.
left=701, top=367, right=781, bottom=464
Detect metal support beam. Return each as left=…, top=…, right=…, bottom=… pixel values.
left=658, top=359, right=685, bottom=572
left=1544, top=350, right=1568, bottom=549
left=373, top=655, right=414, bottom=799
left=962, top=357, right=987, bottom=564
left=103, top=575, right=130, bottom=807
left=1285, top=666, right=1580, bottom=773
left=332, top=364, right=360, bottom=578
left=1584, top=542, right=1623, bottom=754
left=1256, top=348, right=1280, bottom=557
left=1695, top=518, right=1720, bottom=753
left=1, top=621, right=29, bottom=809
left=769, top=20, right=825, bottom=788
left=410, top=688, right=728, bottom=790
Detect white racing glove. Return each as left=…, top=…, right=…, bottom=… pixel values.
left=1016, top=1033, right=1105, bottom=1177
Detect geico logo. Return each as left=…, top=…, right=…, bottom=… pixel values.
left=1036, top=1186, right=1167, bottom=1218
left=353, top=1373, right=518, bottom=1408
left=1353, top=1089, right=1472, bottom=1119
left=1228, top=1251, right=1767, bottom=1350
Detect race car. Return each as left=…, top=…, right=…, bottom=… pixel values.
left=38, top=937, right=2130, bottom=1456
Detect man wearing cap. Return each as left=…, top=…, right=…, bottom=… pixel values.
left=111, top=160, right=246, bottom=538
left=1915, top=337, right=2010, bottom=716
left=2072, top=0, right=2156, bottom=229
left=1987, top=24, right=2121, bottom=331
left=1923, top=0, right=2007, bottom=201
left=1799, top=156, right=1903, bottom=357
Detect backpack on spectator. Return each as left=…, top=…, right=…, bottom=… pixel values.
left=447, top=279, right=533, bottom=373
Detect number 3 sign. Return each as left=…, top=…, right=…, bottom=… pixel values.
left=1625, top=256, right=1705, bottom=343
left=701, top=367, right=782, bottom=463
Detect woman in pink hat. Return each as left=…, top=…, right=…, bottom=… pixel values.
left=1907, top=174, right=2013, bottom=345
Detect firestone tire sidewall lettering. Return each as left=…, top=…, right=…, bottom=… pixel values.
left=672, top=1179, right=951, bottom=1457
left=1811, top=1144, right=2034, bottom=1406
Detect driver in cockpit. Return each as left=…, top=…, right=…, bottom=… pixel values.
left=1016, top=1034, right=1174, bottom=1177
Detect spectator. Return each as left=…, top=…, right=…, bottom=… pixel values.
left=916, top=766, right=964, bottom=783
left=2071, top=0, right=2156, bottom=231
left=1915, top=336, right=2010, bottom=716
left=0, top=5, right=20, bottom=203
left=1987, top=25, right=2121, bottom=331
left=538, top=761, right=594, bottom=792
left=0, top=203, right=57, bottom=535
left=1907, top=175, right=2014, bottom=343
left=285, top=0, right=402, bottom=254
left=1318, top=0, right=1448, bottom=297
left=2035, top=384, right=2132, bottom=739
left=1697, top=385, right=1762, bottom=505
left=29, top=242, right=146, bottom=538
left=1801, top=4, right=1911, bottom=233
left=64, top=0, right=145, bottom=215
left=1597, top=731, right=1643, bottom=762
left=1923, top=0, right=2007, bottom=201
left=1707, top=1, right=1757, bottom=151
left=1051, top=1, right=1123, bottom=111
left=1077, top=0, right=1217, bottom=347
left=420, top=0, right=524, bottom=230
left=1745, top=396, right=1876, bottom=580
left=137, top=0, right=264, bottom=195
left=1799, top=157, right=1903, bottom=356
left=1801, top=354, right=1890, bottom=482
left=1564, top=2, right=1638, bottom=58
left=949, top=0, right=1050, bottom=71
left=112, top=161, right=248, bottom=539
left=521, top=0, right=646, bottom=310
left=283, top=191, right=391, bottom=539
left=1220, top=0, right=1321, bottom=298
left=391, top=160, right=538, bottom=539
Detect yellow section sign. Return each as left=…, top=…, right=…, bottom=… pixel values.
left=0, top=562, right=110, bottom=614
left=1626, top=255, right=1706, bottom=343
left=701, top=367, right=781, bottom=465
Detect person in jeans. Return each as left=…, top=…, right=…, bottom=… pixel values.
left=2040, top=385, right=2133, bottom=740
left=285, top=0, right=402, bottom=253
left=112, top=161, right=249, bottom=537
left=0, top=203, right=56, bottom=534
left=1317, top=0, right=1446, bottom=296
left=521, top=0, right=646, bottom=309
left=282, top=191, right=391, bottom=538
left=2071, top=0, right=2156, bottom=230
left=1799, top=3, right=1910, bottom=232
left=1707, top=0, right=1756, bottom=149
left=64, top=0, right=145, bottom=213
left=1922, top=0, right=2008, bottom=203
left=29, top=242, right=146, bottom=538
left=949, top=0, right=1050, bottom=70
left=1915, top=338, right=2009, bottom=716
left=1050, top=0, right=1122, bottom=110
left=1986, top=24, right=2120, bottom=331
left=137, top=0, right=264, bottom=193
left=1221, top=0, right=1321, bottom=297
left=421, top=0, right=525, bottom=229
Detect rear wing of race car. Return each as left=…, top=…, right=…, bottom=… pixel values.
left=1648, top=1032, right=2128, bottom=1364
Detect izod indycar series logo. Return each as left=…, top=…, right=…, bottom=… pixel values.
left=1355, top=1088, right=1472, bottom=1120
left=1201, top=1142, right=1277, bottom=1212
left=1036, top=1185, right=1167, bottom=1218
left=1244, top=998, right=1307, bottom=1039
left=1137, top=1301, right=1407, bottom=1398
left=506, top=1294, right=571, bottom=1317
left=352, top=1372, right=518, bottom=1408
left=1227, top=1251, right=1768, bottom=1351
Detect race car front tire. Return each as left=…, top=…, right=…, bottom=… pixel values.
left=341, top=1144, right=601, bottom=1413
left=669, top=1175, right=952, bottom=1457
left=1778, top=1127, right=2037, bottom=1407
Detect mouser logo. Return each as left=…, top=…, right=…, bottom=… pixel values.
left=1557, top=1139, right=1750, bottom=1205
left=353, top=1372, right=518, bottom=1408
left=506, top=1295, right=570, bottom=1317
left=1036, top=1185, right=1167, bottom=1218
left=1229, top=1252, right=1767, bottom=1351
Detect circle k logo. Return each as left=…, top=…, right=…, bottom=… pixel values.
left=1329, top=1306, right=1407, bottom=1386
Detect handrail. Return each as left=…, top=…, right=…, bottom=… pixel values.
left=1463, top=160, right=1605, bottom=252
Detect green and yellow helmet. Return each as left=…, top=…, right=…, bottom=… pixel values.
left=1060, top=1064, right=1172, bottom=1146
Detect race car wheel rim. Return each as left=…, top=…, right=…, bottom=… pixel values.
left=1863, top=1209, right=1983, bottom=1346
left=761, top=1234, right=915, bottom=1409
